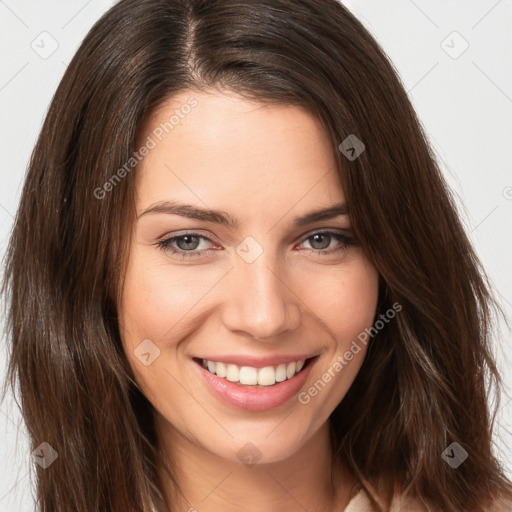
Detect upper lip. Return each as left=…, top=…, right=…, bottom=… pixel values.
left=194, top=353, right=319, bottom=368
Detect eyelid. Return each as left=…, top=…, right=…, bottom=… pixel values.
left=294, top=227, right=353, bottom=242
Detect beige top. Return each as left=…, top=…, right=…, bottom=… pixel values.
left=149, top=487, right=512, bottom=511
left=344, top=488, right=512, bottom=512
left=149, top=489, right=428, bottom=511
left=344, top=488, right=428, bottom=511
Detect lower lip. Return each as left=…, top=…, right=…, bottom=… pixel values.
left=193, top=357, right=318, bottom=412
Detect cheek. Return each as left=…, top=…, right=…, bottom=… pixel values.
left=298, top=255, right=379, bottom=347
left=118, top=252, right=208, bottom=402
left=119, top=251, right=221, bottom=345
left=293, top=256, right=379, bottom=428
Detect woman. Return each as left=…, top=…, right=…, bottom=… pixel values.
left=2, top=0, right=511, bottom=510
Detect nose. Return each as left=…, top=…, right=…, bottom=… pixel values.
left=220, top=250, right=302, bottom=341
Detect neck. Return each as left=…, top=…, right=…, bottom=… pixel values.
left=155, top=416, right=357, bottom=512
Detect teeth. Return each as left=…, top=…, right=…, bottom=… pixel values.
left=226, top=364, right=239, bottom=382
left=216, top=362, right=227, bottom=378
left=275, top=364, right=287, bottom=382
left=258, top=366, right=275, bottom=386
left=239, top=366, right=258, bottom=385
left=201, top=358, right=307, bottom=386
left=286, top=362, right=296, bottom=379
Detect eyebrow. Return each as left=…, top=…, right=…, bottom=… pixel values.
left=137, top=200, right=349, bottom=228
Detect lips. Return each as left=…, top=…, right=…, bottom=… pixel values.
left=192, top=355, right=319, bottom=411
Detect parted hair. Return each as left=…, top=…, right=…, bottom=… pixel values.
left=2, top=0, right=512, bottom=510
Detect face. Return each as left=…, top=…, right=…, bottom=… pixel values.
left=119, top=89, right=379, bottom=465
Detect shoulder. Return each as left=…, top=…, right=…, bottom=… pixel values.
left=344, top=488, right=430, bottom=512
left=344, top=488, right=512, bottom=512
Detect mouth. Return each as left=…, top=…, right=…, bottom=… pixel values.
left=192, top=356, right=315, bottom=387
left=191, top=355, right=319, bottom=411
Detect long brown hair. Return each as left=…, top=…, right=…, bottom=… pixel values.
left=2, top=0, right=511, bottom=510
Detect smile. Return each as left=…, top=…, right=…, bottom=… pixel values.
left=192, top=356, right=319, bottom=411
left=200, top=358, right=306, bottom=386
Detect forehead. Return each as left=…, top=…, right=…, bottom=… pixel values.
left=134, top=89, right=345, bottom=220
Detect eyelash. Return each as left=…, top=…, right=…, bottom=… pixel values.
left=156, top=230, right=355, bottom=259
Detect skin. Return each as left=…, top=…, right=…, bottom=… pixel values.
left=118, top=89, right=379, bottom=512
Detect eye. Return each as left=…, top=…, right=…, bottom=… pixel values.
left=297, top=231, right=355, bottom=254
left=157, top=233, right=216, bottom=258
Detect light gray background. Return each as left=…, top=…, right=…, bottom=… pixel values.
left=1, top=0, right=511, bottom=509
